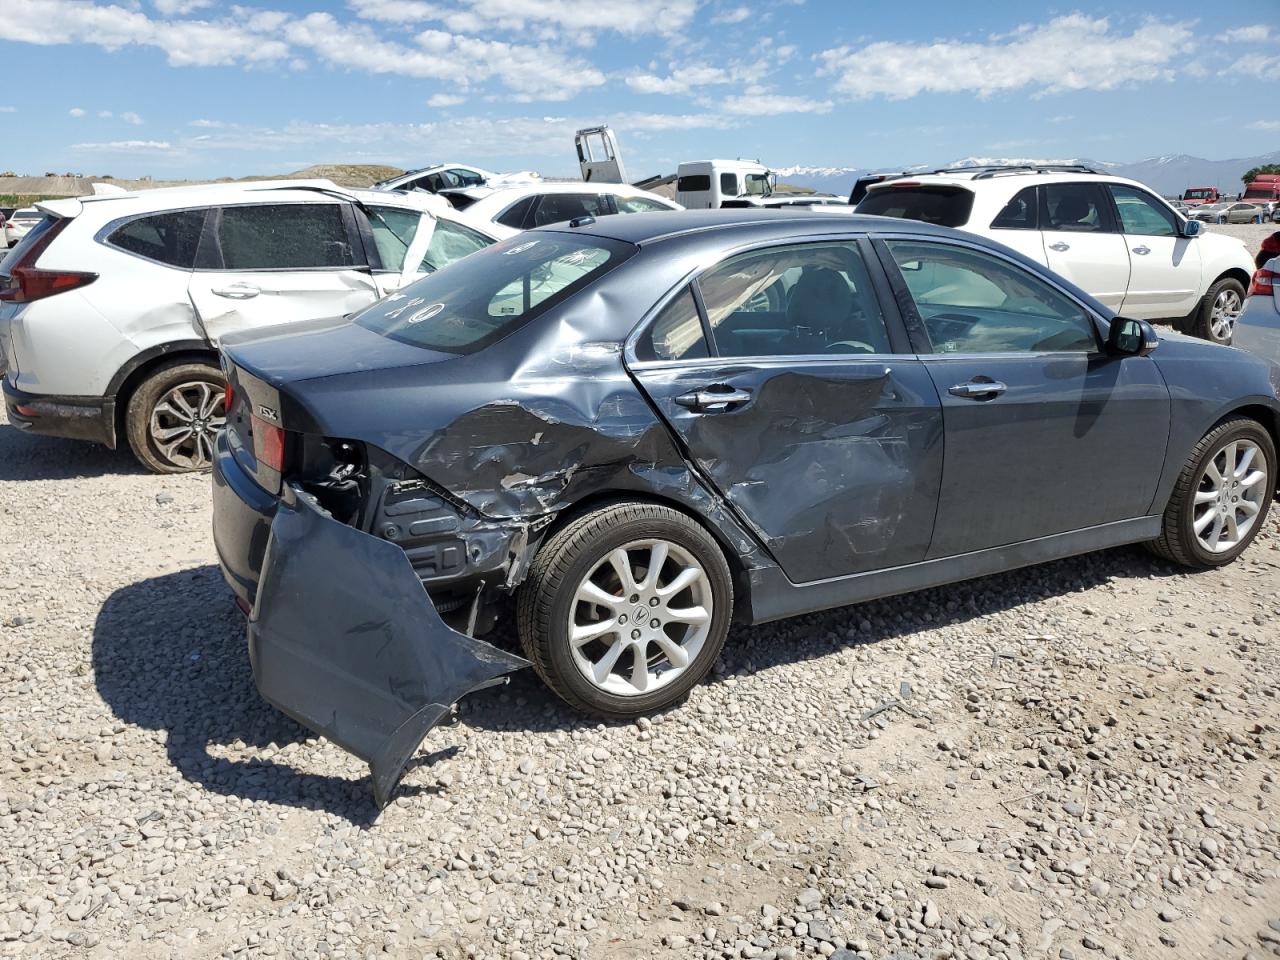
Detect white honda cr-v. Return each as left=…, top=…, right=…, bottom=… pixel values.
left=0, top=179, right=498, bottom=471
left=856, top=166, right=1255, bottom=344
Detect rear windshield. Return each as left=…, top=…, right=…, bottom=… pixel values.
left=354, top=233, right=635, bottom=355
left=857, top=186, right=975, bottom=228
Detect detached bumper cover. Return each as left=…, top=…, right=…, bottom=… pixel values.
left=2, top=379, right=116, bottom=447
left=248, top=485, right=528, bottom=807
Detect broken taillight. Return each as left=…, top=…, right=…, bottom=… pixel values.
left=251, top=415, right=286, bottom=472
left=1249, top=267, right=1277, bottom=297
left=0, top=218, right=97, bottom=304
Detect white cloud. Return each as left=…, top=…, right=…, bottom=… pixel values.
left=720, top=93, right=831, bottom=115
left=711, top=6, right=749, bottom=24
left=1222, top=54, right=1279, bottom=80
left=1248, top=120, right=1280, bottom=132
left=121, top=111, right=143, bottom=124
left=189, top=118, right=224, bottom=127
left=98, top=109, right=113, bottom=118
left=1221, top=25, right=1271, bottom=44
left=1048, top=114, right=1074, bottom=124
left=347, top=0, right=698, bottom=39
left=427, top=93, right=466, bottom=107
left=0, top=106, right=15, bottom=113
left=72, top=139, right=173, bottom=151
left=818, top=15, right=1194, bottom=100
left=627, top=63, right=731, bottom=95
left=153, top=0, right=212, bottom=12
left=69, top=107, right=86, bottom=117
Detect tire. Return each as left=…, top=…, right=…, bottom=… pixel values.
left=1147, top=417, right=1275, bottom=569
left=1216, top=215, right=1226, bottom=224
left=516, top=501, right=733, bottom=719
left=1191, top=276, right=1246, bottom=344
left=125, top=361, right=226, bottom=473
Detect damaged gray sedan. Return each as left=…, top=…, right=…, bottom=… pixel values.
left=212, top=210, right=1280, bottom=805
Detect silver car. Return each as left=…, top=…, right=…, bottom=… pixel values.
left=1190, top=202, right=1267, bottom=224
left=1235, top=256, right=1280, bottom=365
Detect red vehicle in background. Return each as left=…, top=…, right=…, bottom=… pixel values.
left=1243, top=175, right=1280, bottom=222
left=1182, top=186, right=1222, bottom=206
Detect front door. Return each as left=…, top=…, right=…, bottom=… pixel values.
left=1039, top=181, right=1131, bottom=311
left=1107, top=184, right=1202, bottom=319
left=877, top=237, right=1170, bottom=558
left=187, top=201, right=381, bottom=342
left=627, top=240, right=943, bottom=584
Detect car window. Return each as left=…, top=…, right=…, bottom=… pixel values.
left=495, top=195, right=535, bottom=229
left=990, top=186, right=1038, bottom=230
left=635, top=286, right=709, bottom=362
left=418, top=217, right=493, bottom=273
left=695, top=242, right=893, bottom=357
left=1041, top=182, right=1110, bottom=233
left=448, top=168, right=485, bottom=187
left=677, top=175, right=711, bottom=192
left=106, top=209, right=207, bottom=268
left=857, top=186, right=975, bottom=227
left=886, top=240, right=1097, bottom=354
left=531, top=194, right=611, bottom=227
left=614, top=195, right=672, bottom=214
left=366, top=205, right=421, bottom=271
left=1109, top=185, right=1178, bottom=237
left=719, top=173, right=738, bottom=196
left=354, top=234, right=635, bottom=355
left=215, top=203, right=355, bottom=270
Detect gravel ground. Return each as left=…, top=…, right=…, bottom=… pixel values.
left=1202, top=220, right=1277, bottom=254
left=2, top=401, right=1279, bottom=960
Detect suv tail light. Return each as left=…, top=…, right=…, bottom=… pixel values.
left=0, top=217, right=97, bottom=304
left=1249, top=266, right=1277, bottom=297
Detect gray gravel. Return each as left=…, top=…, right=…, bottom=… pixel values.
left=1, top=404, right=1279, bottom=960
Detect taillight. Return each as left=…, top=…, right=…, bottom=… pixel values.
left=223, top=380, right=234, bottom=414
left=0, top=217, right=96, bottom=304
left=1250, top=267, right=1278, bottom=297
left=251, top=415, right=286, bottom=472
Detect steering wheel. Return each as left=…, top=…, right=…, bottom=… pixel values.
left=823, top=340, right=877, bottom=354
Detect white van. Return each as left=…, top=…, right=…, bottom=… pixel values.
left=676, top=159, right=776, bottom=209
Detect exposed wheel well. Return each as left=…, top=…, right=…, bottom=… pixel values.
left=534, top=490, right=757, bottom=621
left=1215, top=267, right=1253, bottom=292
left=112, top=347, right=220, bottom=438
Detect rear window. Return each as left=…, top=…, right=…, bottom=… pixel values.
left=106, top=209, right=207, bottom=268
left=354, top=234, right=635, bottom=355
left=857, top=186, right=975, bottom=227
left=678, top=175, right=711, bottom=192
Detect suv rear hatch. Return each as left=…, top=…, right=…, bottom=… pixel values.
left=856, top=182, right=976, bottom=227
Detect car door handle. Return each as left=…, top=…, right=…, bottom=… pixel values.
left=211, top=283, right=261, bottom=300
left=948, top=380, right=1007, bottom=400
left=673, top=386, right=753, bottom=412
left=1132, top=245, right=1151, bottom=255
left=1048, top=242, right=1070, bottom=252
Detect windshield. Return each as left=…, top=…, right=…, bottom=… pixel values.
left=1244, top=188, right=1275, bottom=200
left=354, top=233, right=635, bottom=355
left=1183, top=189, right=1215, bottom=200
left=745, top=173, right=772, bottom=196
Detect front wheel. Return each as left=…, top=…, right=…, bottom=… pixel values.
left=1191, top=277, right=1245, bottom=344
left=517, top=502, right=733, bottom=718
left=1147, top=417, right=1275, bottom=568
left=125, top=361, right=226, bottom=473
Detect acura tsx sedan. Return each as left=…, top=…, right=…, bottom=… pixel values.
left=211, top=210, right=1279, bottom=805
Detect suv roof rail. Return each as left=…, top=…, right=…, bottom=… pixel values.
left=968, top=164, right=1103, bottom=179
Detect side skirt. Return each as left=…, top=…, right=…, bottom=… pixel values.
left=746, top=516, right=1162, bottom=624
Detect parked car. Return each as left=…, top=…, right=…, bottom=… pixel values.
left=856, top=166, right=1256, bottom=344
left=211, top=209, right=1279, bottom=806
left=442, top=181, right=682, bottom=238
left=1235, top=255, right=1280, bottom=367
left=4, top=207, right=41, bottom=248
left=1189, top=202, right=1266, bottom=224
left=1, top=179, right=500, bottom=472
left=371, top=163, right=539, bottom=194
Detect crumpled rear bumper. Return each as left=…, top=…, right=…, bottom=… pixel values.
left=247, top=484, right=527, bottom=807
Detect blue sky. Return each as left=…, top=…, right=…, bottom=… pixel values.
left=0, top=0, right=1276, bottom=179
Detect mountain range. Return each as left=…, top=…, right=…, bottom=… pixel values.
left=776, top=151, right=1280, bottom=199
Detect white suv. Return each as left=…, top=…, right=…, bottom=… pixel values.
left=443, top=181, right=683, bottom=238
left=1, top=179, right=500, bottom=472
left=856, top=166, right=1255, bottom=344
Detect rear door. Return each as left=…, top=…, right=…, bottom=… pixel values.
left=187, top=201, right=380, bottom=342
left=627, top=238, right=943, bottom=584
left=1039, top=181, right=1131, bottom=311
left=986, top=185, right=1050, bottom=264
left=1106, top=184, right=1201, bottom=319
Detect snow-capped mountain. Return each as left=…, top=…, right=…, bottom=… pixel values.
left=779, top=151, right=1280, bottom=198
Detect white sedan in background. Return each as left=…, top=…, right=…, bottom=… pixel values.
left=443, top=181, right=682, bottom=238
left=4, top=208, right=41, bottom=247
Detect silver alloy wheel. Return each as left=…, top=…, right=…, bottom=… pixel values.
left=149, top=380, right=225, bottom=469
left=569, top=538, right=712, bottom=697
left=1192, top=438, right=1269, bottom=553
left=1209, top=287, right=1243, bottom=342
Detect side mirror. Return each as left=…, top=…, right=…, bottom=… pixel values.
left=1108, top=316, right=1159, bottom=357
left=1181, top=219, right=1203, bottom=238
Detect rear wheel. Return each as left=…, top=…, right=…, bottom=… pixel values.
left=1147, top=417, right=1274, bottom=568
left=517, top=502, right=733, bottom=718
left=1191, top=277, right=1245, bottom=344
left=125, top=361, right=226, bottom=473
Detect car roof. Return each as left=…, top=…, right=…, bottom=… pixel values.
left=461, top=181, right=679, bottom=216
left=534, top=208, right=959, bottom=245
left=866, top=170, right=1149, bottom=194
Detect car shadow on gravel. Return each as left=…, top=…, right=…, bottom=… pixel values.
left=0, top=422, right=144, bottom=481
left=91, top=565, right=438, bottom=826
left=92, top=547, right=1187, bottom=820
